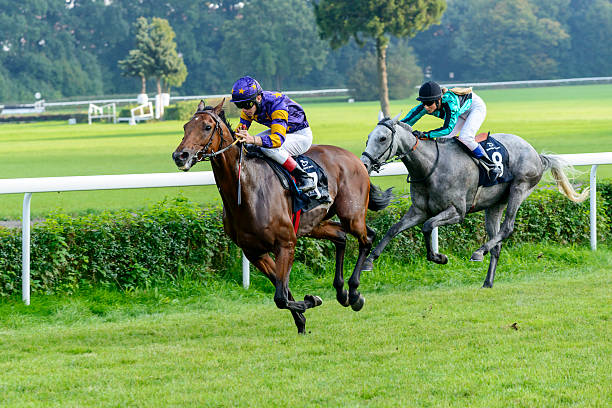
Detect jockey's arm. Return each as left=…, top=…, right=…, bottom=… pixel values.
left=259, top=97, right=289, bottom=148
left=401, top=104, right=426, bottom=126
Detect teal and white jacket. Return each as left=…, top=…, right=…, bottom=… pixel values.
left=401, top=90, right=473, bottom=138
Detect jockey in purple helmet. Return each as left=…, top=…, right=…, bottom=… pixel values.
left=231, top=76, right=316, bottom=192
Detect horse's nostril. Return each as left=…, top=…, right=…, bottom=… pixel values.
left=180, top=151, right=189, bottom=160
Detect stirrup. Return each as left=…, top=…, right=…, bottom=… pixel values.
left=298, top=178, right=316, bottom=192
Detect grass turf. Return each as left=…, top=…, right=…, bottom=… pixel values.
left=0, top=245, right=610, bottom=407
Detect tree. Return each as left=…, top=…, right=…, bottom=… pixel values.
left=221, top=0, right=328, bottom=90
left=566, top=0, right=612, bottom=77
left=118, top=17, right=187, bottom=95
left=313, top=0, right=446, bottom=116
left=347, top=42, right=423, bottom=101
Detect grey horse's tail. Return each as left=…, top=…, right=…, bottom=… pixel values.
left=368, top=183, right=393, bottom=211
left=540, top=154, right=589, bottom=203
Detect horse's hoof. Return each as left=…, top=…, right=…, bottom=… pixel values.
left=429, top=253, right=448, bottom=265
left=470, top=251, right=484, bottom=262
left=361, top=258, right=374, bottom=272
left=350, top=295, right=365, bottom=312
left=481, top=282, right=493, bottom=289
left=336, top=290, right=350, bottom=307
left=304, top=294, right=323, bottom=308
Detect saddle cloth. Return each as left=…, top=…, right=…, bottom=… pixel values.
left=245, top=146, right=331, bottom=212
left=476, top=133, right=513, bottom=187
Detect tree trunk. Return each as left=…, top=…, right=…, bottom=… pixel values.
left=376, top=37, right=390, bottom=118
left=156, top=78, right=162, bottom=95
left=140, top=75, right=146, bottom=94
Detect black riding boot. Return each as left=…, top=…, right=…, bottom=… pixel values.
left=290, top=164, right=316, bottom=192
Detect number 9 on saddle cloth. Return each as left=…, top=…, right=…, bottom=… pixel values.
left=462, top=134, right=513, bottom=187
left=245, top=145, right=331, bottom=212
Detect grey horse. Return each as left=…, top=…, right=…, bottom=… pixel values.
left=360, top=113, right=588, bottom=288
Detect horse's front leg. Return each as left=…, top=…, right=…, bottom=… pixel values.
left=361, top=206, right=427, bottom=271
left=274, top=241, right=322, bottom=317
left=244, top=251, right=308, bottom=333
left=422, top=205, right=465, bottom=264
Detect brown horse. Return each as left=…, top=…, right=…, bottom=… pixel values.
left=172, top=100, right=392, bottom=333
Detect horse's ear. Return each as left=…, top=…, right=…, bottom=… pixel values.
left=377, top=110, right=384, bottom=121
left=213, top=98, right=225, bottom=115
left=196, top=100, right=206, bottom=112
left=392, top=111, right=403, bottom=123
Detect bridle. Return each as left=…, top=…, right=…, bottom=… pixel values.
left=190, top=108, right=239, bottom=162
left=362, top=118, right=439, bottom=183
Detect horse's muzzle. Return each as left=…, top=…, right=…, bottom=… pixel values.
left=360, top=155, right=373, bottom=174
left=172, top=150, right=192, bottom=171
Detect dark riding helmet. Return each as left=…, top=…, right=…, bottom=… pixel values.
left=230, top=76, right=263, bottom=103
left=416, top=81, right=442, bottom=102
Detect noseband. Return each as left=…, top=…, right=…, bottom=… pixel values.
left=191, top=108, right=238, bottom=162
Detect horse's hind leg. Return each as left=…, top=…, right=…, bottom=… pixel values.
left=308, top=220, right=349, bottom=307
left=471, top=183, right=536, bottom=262
left=346, top=225, right=376, bottom=311
left=362, top=206, right=428, bottom=271
left=480, top=204, right=505, bottom=288
left=244, top=251, right=309, bottom=334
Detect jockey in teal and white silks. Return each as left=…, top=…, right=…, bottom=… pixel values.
left=231, top=76, right=316, bottom=192
left=401, top=81, right=501, bottom=179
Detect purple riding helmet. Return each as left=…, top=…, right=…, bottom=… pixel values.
left=230, top=76, right=263, bottom=103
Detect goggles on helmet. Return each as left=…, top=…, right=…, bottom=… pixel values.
left=234, top=99, right=256, bottom=110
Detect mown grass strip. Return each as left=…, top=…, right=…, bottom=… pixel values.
left=0, top=246, right=610, bottom=407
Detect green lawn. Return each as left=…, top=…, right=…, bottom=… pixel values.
left=0, top=84, right=610, bottom=218
left=0, top=245, right=610, bottom=407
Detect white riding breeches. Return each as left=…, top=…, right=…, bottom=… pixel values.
left=440, top=92, right=486, bottom=151
left=256, top=127, right=313, bottom=164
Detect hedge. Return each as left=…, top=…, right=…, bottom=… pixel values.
left=0, top=184, right=610, bottom=298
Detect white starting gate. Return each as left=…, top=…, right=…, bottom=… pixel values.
left=88, top=102, right=117, bottom=124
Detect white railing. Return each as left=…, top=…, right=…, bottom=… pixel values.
left=1, top=153, right=610, bottom=305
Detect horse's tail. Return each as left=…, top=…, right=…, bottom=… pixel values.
left=540, top=154, right=589, bottom=203
left=368, top=182, right=393, bottom=211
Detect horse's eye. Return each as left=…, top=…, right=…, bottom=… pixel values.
left=380, top=136, right=387, bottom=142
left=205, top=125, right=212, bottom=131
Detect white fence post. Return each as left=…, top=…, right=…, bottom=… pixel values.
left=242, top=253, right=250, bottom=289
left=22, top=193, right=32, bottom=306
left=590, top=165, right=599, bottom=250
left=431, top=227, right=439, bottom=254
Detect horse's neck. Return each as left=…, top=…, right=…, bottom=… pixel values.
left=210, top=144, right=240, bottom=197
left=396, top=129, right=437, bottom=176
